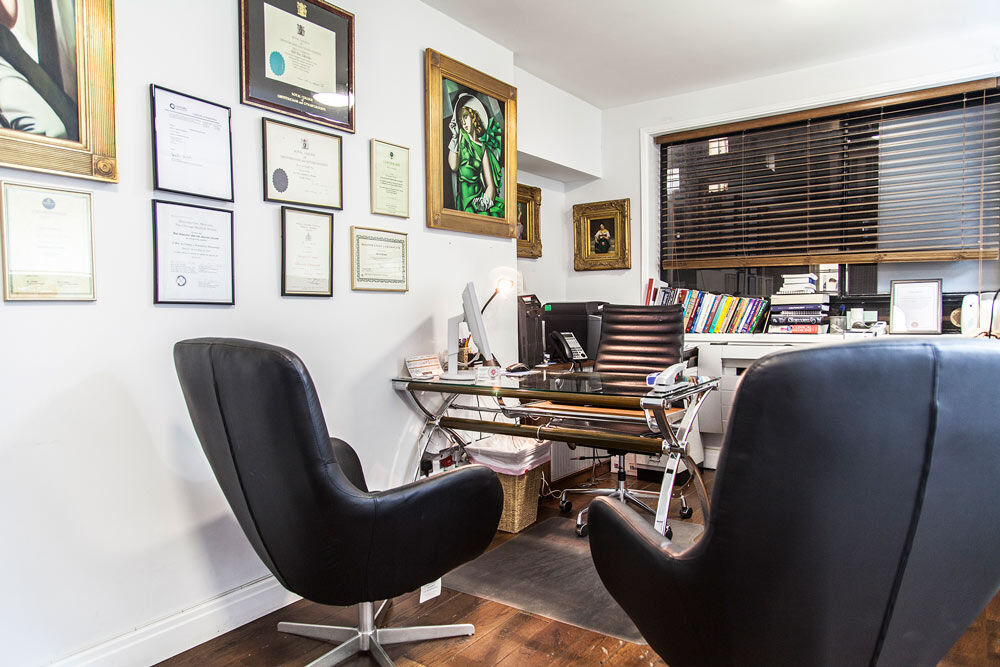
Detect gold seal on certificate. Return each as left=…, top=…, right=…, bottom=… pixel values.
left=370, top=139, right=409, bottom=218
left=1, top=182, right=95, bottom=301
left=350, top=226, right=407, bottom=292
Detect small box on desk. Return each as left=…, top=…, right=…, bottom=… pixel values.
left=496, top=467, right=543, bottom=533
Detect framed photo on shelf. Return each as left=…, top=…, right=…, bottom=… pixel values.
left=150, top=85, right=234, bottom=201
left=572, top=198, right=631, bottom=271
left=152, top=200, right=234, bottom=305
left=239, top=0, right=355, bottom=133
left=889, top=279, right=942, bottom=334
left=0, top=0, right=117, bottom=182
left=350, top=226, right=407, bottom=292
left=370, top=139, right=409, bottom=218
left=281, top=207, right=333, bottom=296
left=516, top=183, right=541, bottom=258
left=424, top=48, right=517, bottom=238
left=262, top=117, right=343, bottom=209
left=1, top=181, right=95, bottom=301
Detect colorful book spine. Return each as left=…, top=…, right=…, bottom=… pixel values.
left=768, top=324, right=829, bottom=334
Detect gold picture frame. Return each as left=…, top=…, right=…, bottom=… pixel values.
left=0, top=0, right=117, bottom=182
left=573, top=198, right=631, bottom=271
left=424, top=48, right=517, bottom=238
left=516, top=183, right=541, bottom=258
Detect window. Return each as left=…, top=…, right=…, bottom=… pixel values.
left=658, top=79, right=1000, bottom=272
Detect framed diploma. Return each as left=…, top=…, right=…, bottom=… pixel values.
left=1, top=182, right=95, bottom=301
left=239, top=0, right=355, bottom=133
left=150, top=85, right=235, bottom=201
left=263, top=118, right=343, bottom=209
left=153, top=200, right=235, bottom=305
left=889, top=279, right=942, bottom=334
left=370, top=139, right=410, bottom=218
left=350, top=226, right=407, bottom=292
left=281, top=207, right=333, bottom=296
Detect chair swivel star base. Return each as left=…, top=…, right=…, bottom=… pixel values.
left=278, top=600, right=475, bottom=667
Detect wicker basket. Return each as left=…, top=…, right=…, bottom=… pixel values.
left=496, top=466, right=543, bottom=533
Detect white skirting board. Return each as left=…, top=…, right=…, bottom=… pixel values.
left=51, top=576, right=299, bottom=666
left=550, top=442, right=604, bottom=480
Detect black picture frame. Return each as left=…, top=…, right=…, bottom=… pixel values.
left=150, top=85, right=235, bottom=202
left=281, top=206, right=334, bottom=297
left=262, top=117, right=344, bottom=209
left=239, top=0, right=355, bottom=133
left=152, top=200, right=235, bottom=305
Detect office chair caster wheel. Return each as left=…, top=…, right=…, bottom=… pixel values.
left=680, top=506, right=693, bottom=520
left=559, top=500, right=572, bottom=513
left=576, top=523, right=589, bottom=538
left=665, top=526, right=673, bottom=540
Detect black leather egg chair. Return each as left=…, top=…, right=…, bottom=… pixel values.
left=173, top=338, right=503, bottom=666
left=588, top=338, right=1000, bottom=667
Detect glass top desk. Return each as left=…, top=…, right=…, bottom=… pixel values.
left=392, top=370, right=719, bottom=535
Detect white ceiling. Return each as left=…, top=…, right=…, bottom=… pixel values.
left=419, top=0, right=1000, bottom=109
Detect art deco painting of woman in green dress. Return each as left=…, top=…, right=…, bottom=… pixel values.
left=443, top=86, right=504, bottom=218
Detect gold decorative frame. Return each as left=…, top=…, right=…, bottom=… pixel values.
left=424, top=49, right=517, bottom=238
left=573, top=198, right=631, bottom=271
left=0, top=0, right=117, bottom=181
left=516, top=183, right=541, bottom=258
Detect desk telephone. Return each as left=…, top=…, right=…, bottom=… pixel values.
left=548, top=331, right=587, bottom=362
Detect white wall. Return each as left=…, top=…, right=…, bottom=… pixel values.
left=0, top=1, right=538, bottom=664
left=526, top=25, right=1000, bottom=304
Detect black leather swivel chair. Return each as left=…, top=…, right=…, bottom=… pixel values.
left=589, top=338, right=1000, bottom=667
left=559, top=304, right=692, bottom=536
left=173, top=338, right=503, bottom=666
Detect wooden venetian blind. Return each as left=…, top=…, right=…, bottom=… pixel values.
left=659, top=79, right=1000, bottom=270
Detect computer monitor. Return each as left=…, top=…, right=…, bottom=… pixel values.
left=442, top=282, right=494, bottom=380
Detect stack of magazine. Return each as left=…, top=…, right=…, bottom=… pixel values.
left=777, top=272, right=818, bottom=294
left=667, top=288, right=769, bottom=334
left=768, top=292, right=830, bottom=333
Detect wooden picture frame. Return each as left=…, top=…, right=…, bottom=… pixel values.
left=889, top=279, right=942, bottom=334
left=262, top=117, right=343, bottom=209
left=0, top=0, right=117, bottom=181
left=424, top=48, right=517, bottom=238
left=1, top=181, right=95, bottom=301
left=239, top=0, right=355, bottom=133
left=573, top=198, right=631, bottom=271
left=516, top=183, right=541, bottom=258
left=281, top=206, right=333, bottom=297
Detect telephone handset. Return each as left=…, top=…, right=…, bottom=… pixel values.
left=549, top=331, right=587, bottom=362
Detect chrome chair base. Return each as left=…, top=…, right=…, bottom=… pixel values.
left=278, top=600, right=474, bottom=667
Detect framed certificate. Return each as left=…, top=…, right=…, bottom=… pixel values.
left=263, top=118, right=343, bottom=209
left=151, top=85, right=235, bottom=201
left=153, top=200, right=234, bottom=305
left=370, top=139, right=409, bottom=218
left=889, top=279, right=942, bottom=334
left=239, top=0, right=355, bottom=133
left=1, top=182, right=95, bottom=301
left=350, top=226, right=407, bottom=292
left=281, top=207, right=333, bottom=296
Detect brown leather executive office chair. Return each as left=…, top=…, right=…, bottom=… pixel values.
left=174, top=338, right=503, bottom=667
left=589, top=338, right=1000, bottom=667
left=558, top=304, right=692, bottom=536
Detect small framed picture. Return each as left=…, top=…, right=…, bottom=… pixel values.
left=281, top=207, right=333, bottom=296
left=153, top=200, right=234, bottom=305
left=370, top=139, right=409, bottom=218
left=1, top=181, right=95, bottom=301
left=516, top=183, right=541, bottom=258
left=263, top=118, right=343, bottom=209
left=889, top=279, right=942, bottom=334
left=350, top=226, right=407, bottom=292
left=239, top=0, right=355, bottom=133
left=573, top=198, right=631, bottom=271
left=150, top=85, right=234, bottom=201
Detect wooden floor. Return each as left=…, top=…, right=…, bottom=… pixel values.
left=159, top=466, right=999, bottom=666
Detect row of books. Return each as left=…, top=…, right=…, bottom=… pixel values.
left=767, top=292, right=830, bottom=334
left=666, top=289, right=770, bottom=334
